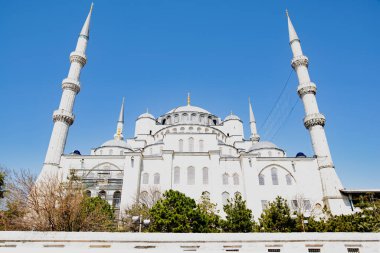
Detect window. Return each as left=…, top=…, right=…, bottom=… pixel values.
left=174, top=167, right=180, bottom=184
left=85, top=190, right=91, bottom=197
left=347, top=248, right=360, bottom=253
left=303, top=200, right=311, bottom=211
left=189, top=137, right=194, bottom=152
left=291, top=200, right=298, bottom=210
left=120, top=150, right=123, bottom=155
left=259, top=174, right=265, bottom=185
left=131, top=157, right=134, bottom=168
left=222, top=192, right=230, bottom=205
left=223, top=173, right=229, bottom=185
left=308, top=249, right=321, bottom=253
left=261, top=200, right=268, bottom=210
left=174, top=114, right=179, bottom=123
left=113, top=191, right=121, bottom=208
left=249, top=159, right=252, bottom=167
left=109, top=149, right=113, bottom=155
left=183, top=113, right=189, bottom=121
left=187, top=167, right=195, bottom=185
left=286, top=174, right=292, bottom=185
left=199, top=140, right=204, bottom=152
left=268, top=249, right=280, bottom=252
left=191, top=113, right=196, bottom=121
left=98, top=190, right=106, bottom=200
left=179, top=139, right=183, bottom=152
left=233, top=173, right=239, bottom=185
left=271, top=167, right=279, bottom=185
left=154, top=173, right=160, bottom=184
left=142, top=173, right=149, bottom=184
left=202, top=167, right=209, bottom=184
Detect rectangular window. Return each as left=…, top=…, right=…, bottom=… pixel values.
left=291, top=200, right=298, bottom=210
left=261, top=200, right=268, bottom=210
left=308, top=249, right=321, bottom=253
left=347, top=248, right=360, bottom=253
left=268, top=249, right=280, bottom=252
left=303, top=200, right=311, bottom=211
left=259, top=175, right=265, bottom=185
left=187, top=167, right=195, bottom=185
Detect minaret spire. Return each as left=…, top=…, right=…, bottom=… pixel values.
left=114, top=97, right=125, bottom=140
left=40, top=4, right=94, bottom=178
left=286, top=11, right=351, bottom=215
left=249, top=98, right=260, bottom=142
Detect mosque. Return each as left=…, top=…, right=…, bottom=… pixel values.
left=38, top=5, right=359, bottom=219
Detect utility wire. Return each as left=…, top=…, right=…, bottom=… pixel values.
left=269, top=99, right=299, bottom=141
left=259, top=69, right=294, bottom=131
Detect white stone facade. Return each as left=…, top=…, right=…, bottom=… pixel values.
left=38, top=6, right=354, bottom=218
left=0, top=232, right=378, bottom=253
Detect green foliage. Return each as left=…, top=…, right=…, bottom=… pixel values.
left=258, top=196, right=297, bottom=232
left=222, top=192, right=255, bottom=232
left=197, top=192, right=221, bottom=232
left=149, top=190, right=212, bottom=232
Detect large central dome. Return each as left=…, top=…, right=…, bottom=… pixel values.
left=166, top=105, right=210, bottom=114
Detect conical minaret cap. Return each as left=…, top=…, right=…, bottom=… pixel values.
left=249, top=97, right=256, bottom=123
left=286, top=10, right=299, bottom=43
left=80, top=3, right=94, bottom=39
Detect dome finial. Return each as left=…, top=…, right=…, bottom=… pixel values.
left=187, top=92, right=191, bottom=106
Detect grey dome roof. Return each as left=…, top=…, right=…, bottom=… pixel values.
left=248, top=141, right=281, bottom=152
left=101, top=139, right=132, bottom=150
left=138, top=112, right=155, bottom=120
left=167, top=105, right=210, bottom=114
left=224, top=114, right=241, bottom=121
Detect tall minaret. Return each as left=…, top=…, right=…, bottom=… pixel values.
left=249, top=98, right=260, bottom=142
left=40, top=4, right=94, bottom=177
left=114, top=98, right=125, bottom=140
left=286, top=11, right=351, bottom=215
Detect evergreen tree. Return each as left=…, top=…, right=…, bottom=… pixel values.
left=258, top=196, right=297, bottom=232
left=222, top=192, right=255, bottom=232
left=197, top=192, right=221, bottom=232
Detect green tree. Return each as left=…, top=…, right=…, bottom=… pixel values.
left=78, top=196, right=115, bottom=231
left=258, top=196, right=297, bottom=232
left=197, top=192, right=221, bottom=232
left=222, top=192, right=255, bottom=232
left=149, top=190, right=209, bottom=232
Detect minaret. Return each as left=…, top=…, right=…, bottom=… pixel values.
left=249, top=98, right=260, bottom=142
left=40, top=4, right=94, bottom=176
left=286, top=11, right=351, bottom=214
left=114, top=98, right=125, bottom=140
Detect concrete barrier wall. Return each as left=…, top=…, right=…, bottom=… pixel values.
left=0, top=232, right=378, bottom=253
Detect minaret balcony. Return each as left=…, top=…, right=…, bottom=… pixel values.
left=53, top=109, right=75, bottom=125
left=297, top=82, right=317, bottom=97
left=303, top=113, right=326, bottom=129
left=291, top=55, right=309, bottom=69
left=62, top=78, right=81, bottom=94
left=70, top=51, right=87, bottom=66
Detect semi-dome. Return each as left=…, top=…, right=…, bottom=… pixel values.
left=248, top=141, right=281, bottom=152
left=101, top=139, right=132, bottom=150
left=167, top=105, right=210, bottom=114
left=138, top=112, right=155, bottom=120
left=224, top=114, right=241, bottom=121
left=296, top=152, right=307, bottom=158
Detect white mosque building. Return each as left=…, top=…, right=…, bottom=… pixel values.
left=38, top=5, right=357, bottom=219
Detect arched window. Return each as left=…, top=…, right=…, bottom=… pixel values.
left=233, top=173, right=239, bottom=185
left=154, top=173, right=160, bottom=184
left=109, top=149, right=113, bottom=155
left=85, top=190, right=91, bottom=197
left=222, top=192, right=230, bottom=206
left=271, top=167, right=279, bottom=185
left=202, top=167, right=209, bottom=185
left=179, top=139, right=184, bottom=152
left=187, top=166, right=195, bottom=185
left=183, top=113, right=189, bottom=121
left=180, top=127, right=185, bottom=132
left=174, top=167, right=180, bottom=184
left=188, top=137, right=194, bottom=152
left=142, top=173, right=149, bottom=184
left=199, top=140, right=204, bottom=152
left=131, top=157, right=134, bottom=168
left=249, top=159, right=252, bottom=167
left=191, top=113, right=196, bottom=122
left=223, top=173, right=229, bottom=185
left=286, top=174, right=292, bottom=185
left=174, top=114, right=179, bottom=123
left=112, top=191, right=121, bottom=208
left=98, top=190, right=106, bottom=200
left=259, top=174, right=265, bottom=185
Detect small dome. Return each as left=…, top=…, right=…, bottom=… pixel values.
left=296, top=152, right=307, bottom=158
left=138, top=112, right=155, bottom=120
left=167, top=105, right=210, bottom=114
left=101, top=139, right=132, bottom=150
left=224, top=114, right=240, bottom=121
left=72, top=150, right=81, bottom=155
left=248, top=141, right=280, bottom=152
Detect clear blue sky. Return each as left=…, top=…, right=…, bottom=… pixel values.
left=0, top=0, right=379, bottom=188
